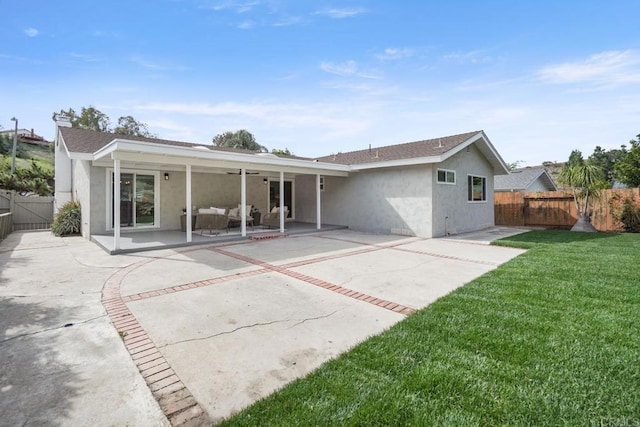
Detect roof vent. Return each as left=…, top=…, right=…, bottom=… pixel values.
left=438, top=139, right=442, bottom=148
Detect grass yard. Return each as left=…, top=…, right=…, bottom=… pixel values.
left=220, top=230, right=640, bottom=426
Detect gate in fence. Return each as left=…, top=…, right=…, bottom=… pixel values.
left=0, top=190, right=54, bottom=231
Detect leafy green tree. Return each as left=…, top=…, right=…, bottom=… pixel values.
left=54, top=106, right=110, bottom=132
left=615, top=135, right=640, bottom=187
left=588, top=146, right=626, bottom=187
left=113, top=115, right=156, bottom=138
left=559, top=153, right=605, bottom=232
left=272, top=148, right=293, bottom=156
left=213, top=129, right=266, bottom=152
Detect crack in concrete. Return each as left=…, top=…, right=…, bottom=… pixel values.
left=289, top=310, right=339, bottom=329
left=0, top=314, right=108, bottom=345
left=162, top=310, right=340, bottom=348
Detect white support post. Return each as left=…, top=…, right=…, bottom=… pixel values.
left=316, top=174, right=321, bottom=230
left=241, top=168, right=247, bottom=237
left=113, top=159, right=121, bottom=251
left=279, top=171, right=285, bottom=233
left=186, top=164, right=192, bottom=243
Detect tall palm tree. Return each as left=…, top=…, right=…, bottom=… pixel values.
left=559, top=162, right=605, bottom=232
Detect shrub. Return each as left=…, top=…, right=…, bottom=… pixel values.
left=52, top=201, right=81, bottom=236
left=610, top=194, right=640, bottom=233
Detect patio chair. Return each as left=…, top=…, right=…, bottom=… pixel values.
left=196, top=210, right=229, bottom=235
left=262, top=207, right=288, bottom=229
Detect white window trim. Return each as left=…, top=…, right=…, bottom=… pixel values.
left=467, top=174, right=488, bottom=203
left=437, top=168, right=456, bottom=185
left=106, top=168, right=161, bottom=231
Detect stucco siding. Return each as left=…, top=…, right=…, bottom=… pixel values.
left=525, top=179, right=549, bottom=193
left=432, top=144, right=495, bottom=237
left=72, top=160, right=92, bottom=238
left=321, top=166, right=433, bottom=237
left=295, top=175, right=318, bottom=223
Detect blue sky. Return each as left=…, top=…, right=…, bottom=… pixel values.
left=2, top=0, right=640, bottom=165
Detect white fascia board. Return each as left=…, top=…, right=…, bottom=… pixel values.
left=93, top=139, right=351, bottom=175
left=440, top=131, right=509, bottom=175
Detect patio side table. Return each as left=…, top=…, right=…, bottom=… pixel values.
left=180, top=214, right=197, bottom=232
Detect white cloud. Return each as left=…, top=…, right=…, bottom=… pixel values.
left=443, top=50, right=492, bottom=64
left=376, top=48, right=413, bottom=61
left=315, top=8, right=366, bottom=19
left=69, top=52, right=104, bottom=63
left=24, top=28, right=39, bottom=37
left=538, top=50, right=640, bottom=86
left=208, top=0, right=261, bottom=13
left=320, top=60, right=381, bottom=79
left=129, top=56, right=188, bottom=71
left=237, top=20, right=255, bottom=29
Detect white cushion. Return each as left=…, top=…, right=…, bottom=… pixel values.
left=271, top=206, right=279, bottom=213
left=198, top=208, right=216, bottom=214
left=215, top=207, right=226, bottom=215
left=229, top=207, right=239, bottom=217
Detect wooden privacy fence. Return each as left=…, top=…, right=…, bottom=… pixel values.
left=0, top=190, right=54, bottom=232
left=494, top=188, right=640, bottom=232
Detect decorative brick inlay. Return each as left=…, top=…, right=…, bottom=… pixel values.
left=102, top=261, right=211, bottom=426
left=251, top=233, right=288, bottom=240
left=210, top=247, right=416, bottom=315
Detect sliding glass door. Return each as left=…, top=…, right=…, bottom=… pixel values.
left=268, top=179, right=294, bottom=219
left=109, top=170, right=159, bottom=229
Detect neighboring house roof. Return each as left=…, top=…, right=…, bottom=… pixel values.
left=494, top=166, right=557, bottom=192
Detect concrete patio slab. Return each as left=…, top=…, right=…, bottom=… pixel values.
left=128, top=272, right=403, bottom=422
left=0, top=231, right=168, bottom=427
left=290, top=247, right=497, bottom=309
left=1, top=227, right=528, bottom=425
left=120, top=248, right=263, bottom=296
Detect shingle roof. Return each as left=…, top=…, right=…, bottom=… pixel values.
left=58, top=127, right=258, bottom=155
left=313, top=131, right=481, bottom=165
left=494, top=166, right=557, bottom=191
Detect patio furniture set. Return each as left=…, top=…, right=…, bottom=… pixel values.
left=181, top=204, right=289, bottom=235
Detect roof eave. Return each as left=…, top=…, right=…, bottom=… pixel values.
left=92, top=138, right=351, bottom=174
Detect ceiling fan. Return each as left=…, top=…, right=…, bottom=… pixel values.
left=226, top=169, right=260, bottom=175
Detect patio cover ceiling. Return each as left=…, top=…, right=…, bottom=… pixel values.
left=91, top=138, right=350, bottom=177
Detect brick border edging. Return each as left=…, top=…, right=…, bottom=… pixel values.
left=101, top=256, right=211, bottom=426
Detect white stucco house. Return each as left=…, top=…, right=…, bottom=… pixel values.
left=53, top=115, right=509, bottom=253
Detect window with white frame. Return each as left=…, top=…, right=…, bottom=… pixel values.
left=437, top=169, right=456, bottom=184
left=468, top=175, right=487, bottom=202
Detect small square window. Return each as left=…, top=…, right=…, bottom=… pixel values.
left=437, top=169, right=456, bottom=184
left=319, top=176, right=325, bottom=191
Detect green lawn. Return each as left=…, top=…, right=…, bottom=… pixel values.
left=220, top=230, right=640, bottom=426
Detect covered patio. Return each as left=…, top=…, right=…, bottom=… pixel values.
left=92, top=222, right=347, bottom=254
left=86, top=136, right=350, bottom=254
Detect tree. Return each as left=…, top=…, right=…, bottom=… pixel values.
left=588, top=145, right=626, bottom=187
left=558, top=151, right=605, bottom=232
left=271, top=148, right=293, bottom=156
left=54, top=106, right=110, bottom=132
left=615, top=135, right=640, bottom=187
left=113, top=115, right=156, bottom=138
left=212, top=129, right=266, bottom=152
